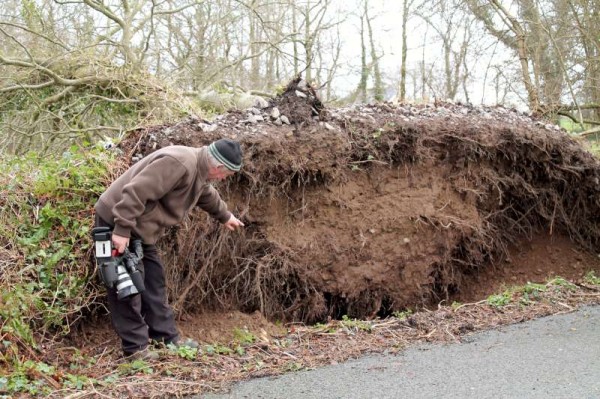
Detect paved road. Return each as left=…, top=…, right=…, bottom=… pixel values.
left=202, top=305, right=600, bottom=399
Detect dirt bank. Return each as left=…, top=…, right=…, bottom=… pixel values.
left=112, top=80, right=600, bottom=326
left=52, top=80, right=600, bottom=399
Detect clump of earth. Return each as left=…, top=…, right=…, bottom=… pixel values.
left=99, top=78, right=600, bottom=340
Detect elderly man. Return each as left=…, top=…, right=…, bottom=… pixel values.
left=93, top=138, right=244, bottom=360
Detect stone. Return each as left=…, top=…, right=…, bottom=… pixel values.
left=270, top=107, right=281, bottom=119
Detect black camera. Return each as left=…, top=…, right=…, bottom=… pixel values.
left=92, top=227, right=145, bottom=300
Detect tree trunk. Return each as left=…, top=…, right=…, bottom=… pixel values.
left=365, top=1, right=383, bottom=102
left=399, top=0, right=410, bottom=102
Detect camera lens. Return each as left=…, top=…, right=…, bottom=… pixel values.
left=115, top=264, right=139, bottom=300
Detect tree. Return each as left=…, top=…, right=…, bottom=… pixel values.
left=364, top=1, right=383, bottom=101
left=466, top=0, right=541, bottom=112
left=561, top=0, right=600, bottom=125
left=415, top=0, right=476, bottom=101
left=346, top=0, right=384, bottom=103
left=466, top=0, right=600, bottom=128
left=0, top=0, right=199, bottom=154
left=398, top=0, right=414, bottom=102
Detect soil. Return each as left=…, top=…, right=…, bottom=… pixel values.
left=105, top=78, right=600, bottom=327
left=74, top=232, right=599, bottom=353
left=60, top=79, right=600, bottom=397
left=451, top=233, right=600, bottom=303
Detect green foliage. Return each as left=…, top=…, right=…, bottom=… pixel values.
left=118, top=360, right=154, bottom=375
left=518, top=282, right=545, bottom=305
left=584, top=271, right=600, bottom=285
left=0, top=148, right=112, bottom=355
left=203, top=344, right=233, bottom=355
left=392, top=309, right=413, bottom=320
left=168, top=343, right=198, bottom=360
left=235, top=345, right=246, bottom=356
left=483, top=277, right=586, bottom=309
left=558, top=117, right=582, bottom=133
left=62, top=373, right=98, bottom=390
left=312, top=322, right=337, bottom=333
left=0, top=360, right=56, bottom=396
left=519, top=282, right=547, bottom=295
left=547, top=277, right=577, bottom=291
left=273, top=338, right=293, bottom=348
left=233, top=327, right=256, bottom=345
left=340, top=315, right=372, bottom=332
left=486, top=291, right=511, bottom=307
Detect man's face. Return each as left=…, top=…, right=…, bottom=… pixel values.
left=208, top=164, right=235, bottom=181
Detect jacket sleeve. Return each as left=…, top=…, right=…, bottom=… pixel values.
left=112, top=156, right=187, bottom=238
left=197, top=184, right=231, bottom=223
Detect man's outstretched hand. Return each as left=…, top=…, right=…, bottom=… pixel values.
left=224, top=214, right=245, bottom=231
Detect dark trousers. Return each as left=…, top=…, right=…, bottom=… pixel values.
left=95, top=216, right=179, bottom=354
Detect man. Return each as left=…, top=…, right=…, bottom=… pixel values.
left=94, top=138, right=244, bottom=360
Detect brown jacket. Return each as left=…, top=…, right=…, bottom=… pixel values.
left=95, top=146, right=231, bottom=244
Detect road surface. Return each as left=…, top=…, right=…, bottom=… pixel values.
left=202, top=305, right=600, bottom=399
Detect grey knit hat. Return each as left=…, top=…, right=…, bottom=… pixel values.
left=208, top=138, right=242, bottom=171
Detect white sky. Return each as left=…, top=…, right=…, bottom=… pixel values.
left=328, top=0, right=526, bottom=108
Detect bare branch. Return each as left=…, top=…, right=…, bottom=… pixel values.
left=557, top=110, right=600, bottom=126
left=0, top=81, right=55, bottom=93
left=580, top=126, right=600, bottom=136
left=153, top=1, right=205, bottom=16
left=40, top=86, right=75, bottom=107
left=0, top=22, right=70, bottom=51
left=0, top=26, right=35, bottom=61
left=81, top=0, right=126, bottom=29
left=0, top=54, right=111, bottom=86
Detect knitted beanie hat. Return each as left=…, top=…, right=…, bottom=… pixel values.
left=208, top=138, right=243, bottom=171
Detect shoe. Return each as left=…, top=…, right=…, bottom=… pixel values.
left=169, top=337, right=199, bottom=349
left=124, top=348, right=160, bottom=361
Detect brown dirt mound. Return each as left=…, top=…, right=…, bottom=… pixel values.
left=114, top=80, right=600, bottom=326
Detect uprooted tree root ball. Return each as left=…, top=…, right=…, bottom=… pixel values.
left=116, top=80, right=600, bottom=324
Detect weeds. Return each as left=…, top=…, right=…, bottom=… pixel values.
left=62, top=374, right=98, bottom=390
left=0, top=147, right=114, bottom=394
left=547, top=277, right=577, bottom=292
left=168, top=344, right=198, bottom=360
left=486, top=291, right=512, bottom=307
left=392, top=309, right=413, bottom=320
left=0, top=360, right=57, bottom=395
left=233, top=327, right=256, bottom=345
left=584, top=271, right=600, bottom=285
left=341, top=315, right=372, bottom=332
left=483, top=275, right=596, bottom=309
left=203, top=344, right=233, bottom=355
left=118, top=360, right=154, bottom=375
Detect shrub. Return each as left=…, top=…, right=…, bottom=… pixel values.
left=0, top=147, right=114, bottom=357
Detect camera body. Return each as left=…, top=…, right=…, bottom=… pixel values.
left=92, top=226, right=145, bottom=300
